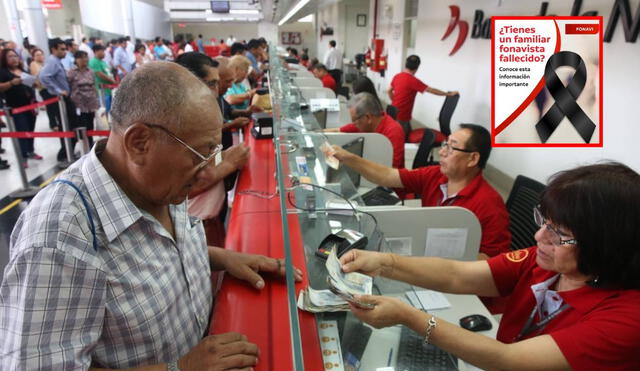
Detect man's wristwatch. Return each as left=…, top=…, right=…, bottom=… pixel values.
left=167, top=360, right=182, bottom=371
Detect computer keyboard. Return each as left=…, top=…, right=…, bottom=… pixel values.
left=395, top=326, right=458, bottom=371
left=361, top=187, right=400, bottom=206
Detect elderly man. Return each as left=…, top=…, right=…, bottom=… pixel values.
left=332, top=123, right=510, bottom=260
left=0, top=62, right=301, bottom=370
left=324, top=92, right=405, bottom=169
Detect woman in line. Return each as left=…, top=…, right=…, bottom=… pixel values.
left=67, top=51, right=99, bottom=149
left=0, top=48, right=41, bottom=167
left=341, top=162, right=640, bottom=370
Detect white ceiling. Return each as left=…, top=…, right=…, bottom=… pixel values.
left=165, top=0, right=340, bottom=24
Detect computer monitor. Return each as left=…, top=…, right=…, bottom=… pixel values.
left=312, top=109, right=328, bottom=129
left=210, top=1, right=230, bottom=13
left=326, top=137, right=364, bottom=195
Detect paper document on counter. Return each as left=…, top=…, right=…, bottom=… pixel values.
left=425, top=228, right=467, bottom=259
left=406, top=290, right=451, bottom=311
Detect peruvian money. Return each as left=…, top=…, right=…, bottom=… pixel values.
left=321, top=141, right=340, bottom=170
left=326, top=247, right=372, bottom=295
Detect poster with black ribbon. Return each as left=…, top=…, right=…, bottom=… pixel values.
left=491, top=16, right=603, bottom=147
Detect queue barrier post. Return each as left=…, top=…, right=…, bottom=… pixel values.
left=76, top=127, right=90, bottom=156
left=2, top=107, right=40, bottom=199
left=58, top=97, right=75, bottom=166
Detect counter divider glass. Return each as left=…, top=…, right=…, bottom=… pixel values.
left=270, top=47, right=434, bottom=371
left=212, top=45, right=497, bottom=371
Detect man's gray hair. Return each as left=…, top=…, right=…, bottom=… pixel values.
left=348, top=92, right=384, bottom=118
left=110, top=61, right=210, bottom=132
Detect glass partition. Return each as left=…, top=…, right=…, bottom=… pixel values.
left=268, top=44, right=420, bottom=370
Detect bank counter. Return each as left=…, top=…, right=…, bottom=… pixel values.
left=209, top=47, right=498, bottom=371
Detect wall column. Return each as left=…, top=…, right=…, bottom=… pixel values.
left=22, top=0, right=49, bottom=56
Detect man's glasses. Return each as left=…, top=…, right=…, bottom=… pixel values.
left=533, top=206, right=578, bottom=247
left=145, top=123, right=222, bottom=171
left=440, top=141, right=474, bottom=155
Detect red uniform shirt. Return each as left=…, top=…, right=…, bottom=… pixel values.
left=340, top=113, right=405, bottom=169
left=321, top=74, right=337, bottom=92
left=398, top=166, right=510, bottom=257
left=488, top=247, right=640, bottom=370
left=390, top=71, right=428, bottom=122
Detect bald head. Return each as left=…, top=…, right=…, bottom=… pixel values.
left=111, top=61, right=219, bottom=133
left=214, top=56, right=235, bottom=95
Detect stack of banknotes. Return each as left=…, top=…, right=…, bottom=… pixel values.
left=298, top=247, right=372, bottom=313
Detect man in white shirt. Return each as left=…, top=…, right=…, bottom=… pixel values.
left=78, top=37, right=94, bottom=60
left=125, top=36, right=136, bottom=66
left=323, top=40, right=342, bottom=70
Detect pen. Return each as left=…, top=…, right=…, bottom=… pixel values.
left=387, top=347, right=394, bottom=366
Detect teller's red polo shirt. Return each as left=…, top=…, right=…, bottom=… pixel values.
left=321, top=73, right=337, bottom=92
left=488, top=247, right=640, bottom=370
left=390, top=71, right=428, bottom=122
left=340, top=113, right=405, bottom=169
left=398, top=165, right=511, bottom=257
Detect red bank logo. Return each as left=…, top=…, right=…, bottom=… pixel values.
left=441, top=5, right=469, bottom=56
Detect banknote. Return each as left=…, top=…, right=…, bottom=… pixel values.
left=326, top=247, right=372, bottom=295
left=321, top=141, right=340, bottom=169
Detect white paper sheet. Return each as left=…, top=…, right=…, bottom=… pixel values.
left=406, top=290, right=452, bottom=311
left=19, top=73, right=36, bottom=88
left=424, top=228, right=468, bottom=259
left=310, top=98, right=340, bottom=112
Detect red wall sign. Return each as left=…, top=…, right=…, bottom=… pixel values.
left=42, top=0, right=63, bottom=9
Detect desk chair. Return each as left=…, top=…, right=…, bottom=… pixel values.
left=411, top=128, right=437, bottom=170
left=328, top=69, right=342, bottom=87
left=408, top=94, right=460, bottom=144
left=337, top=86, right=350, bottom=100
left=386, top=105, right=398, bottom=120
left=506, top=175, right=546, bottom=250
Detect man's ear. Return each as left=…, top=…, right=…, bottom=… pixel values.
left=123, top=123, right=153, bottom=166
left=467, top=152, right=480, bottom=169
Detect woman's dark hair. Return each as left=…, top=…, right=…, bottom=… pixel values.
left=230, top=42, right=246, bottom=56
left=540, top=162, right=640, bottom=289
left=134, top=43, right=146, bottom=53
left=175, top=52, right=217, bottom=81
left=73, top=50, right=88, bottom=61
left=0, top=48, right=23, bottom=71
left=30, top=47, right=44, bottom=58
left=352, top=76, right=379, bottom=101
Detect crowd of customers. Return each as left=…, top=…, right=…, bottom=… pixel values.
left=0, top=34, right=270, bottom=169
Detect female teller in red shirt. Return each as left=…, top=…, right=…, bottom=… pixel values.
left=340, top=162, right=640, bottom=370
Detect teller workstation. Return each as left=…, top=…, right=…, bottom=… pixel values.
left=210, top=46, right=498, bottom=371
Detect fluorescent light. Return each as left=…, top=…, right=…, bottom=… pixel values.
left=230, top=9, right=260, bottom=15
left=297, top=14, right=313, bottom=23
left=278, top=0, right=310, bottom=26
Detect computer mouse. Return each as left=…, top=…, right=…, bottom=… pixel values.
left=459, top=314, right=493, bottom=332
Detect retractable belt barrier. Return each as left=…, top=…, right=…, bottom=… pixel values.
left=1, top=97, right=110, bottom=200
left=11, top=97, right=60, bottom=115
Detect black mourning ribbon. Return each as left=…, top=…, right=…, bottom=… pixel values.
left=535, top=51, right=596, bottom=143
